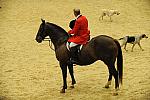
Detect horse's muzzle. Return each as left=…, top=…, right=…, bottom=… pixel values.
left=36, top=36, right=43, bottom=43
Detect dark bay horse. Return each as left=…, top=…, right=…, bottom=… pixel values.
left=35, top=19, right=123, bottom=95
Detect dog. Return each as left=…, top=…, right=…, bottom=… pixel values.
left=99, top=9, right=120, bottom=21
left=119, top=34, right=148, bottom=52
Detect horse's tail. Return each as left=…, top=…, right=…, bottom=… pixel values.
left=114, top=39, right=123, bottom=84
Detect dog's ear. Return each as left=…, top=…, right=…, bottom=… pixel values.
left=41, top=19, right=45, bottom=24
left=142, top=34, right=148, bottom=38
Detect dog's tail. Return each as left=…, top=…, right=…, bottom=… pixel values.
left=118, top=37, right=124, bottom=40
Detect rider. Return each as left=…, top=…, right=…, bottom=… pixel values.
left=67, top=8, right=90, bottom=64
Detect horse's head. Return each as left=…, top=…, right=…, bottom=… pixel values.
left=35, top=19, right=48, bottom=43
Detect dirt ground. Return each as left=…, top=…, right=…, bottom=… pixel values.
left=0, top=0, right=150, bottom=100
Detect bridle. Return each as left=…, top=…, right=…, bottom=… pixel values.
left=43, top=37, right=55, bottom=51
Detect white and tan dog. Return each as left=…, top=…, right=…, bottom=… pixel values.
left=119, top=34, right=148, bottom=52
left=99, top=9, right=120, bottom=21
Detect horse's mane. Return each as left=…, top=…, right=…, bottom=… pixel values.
left=46, top=22, right=69, bottom=36
left=46, top=22, right=69, bottom=43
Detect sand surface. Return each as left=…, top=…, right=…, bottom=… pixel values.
left=0, top=0, right=150, bottom=100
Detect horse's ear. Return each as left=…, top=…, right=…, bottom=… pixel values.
left=41, top=19, right=45, bottom=24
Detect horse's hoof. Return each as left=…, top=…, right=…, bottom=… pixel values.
left=104, top=85, right=109, bottom=88
left=104, top=81, right=111, bottom=88
left=60, top=89, right=65, bottom=93
left=112, top=89, right=119, bottom=96
left=70, top=85, right=74, bottom=89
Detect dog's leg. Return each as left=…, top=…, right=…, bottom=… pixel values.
left=121, top=40, right=126, bottom=47
left=99, top=16, right=103, bottom=21
left=131, top=44, right=136, bottom=52
left=124, top=43, right=128, bottom=51
left=99, top=16, right=101, bottom=21
left=102, top=16, right=103, bottom=20
left=110, top=16, right=112, bottom=22
left=138, top=43, right=144, bottom=51
left=121, top=44, right=124, bottom=47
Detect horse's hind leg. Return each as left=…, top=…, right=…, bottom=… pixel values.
left=106, top=62, right=119, bottom=95
left=68, top=64, right=76, bottom=88
left=110, top=65, right=119, bottom=95
left=105, top=72, right=112, bottom=88
left=110, top=66, right=119, bottom=88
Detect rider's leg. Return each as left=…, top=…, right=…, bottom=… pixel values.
left=69, top=42, right=78, bottom=48
left=68, top=42, right=78, bottom=64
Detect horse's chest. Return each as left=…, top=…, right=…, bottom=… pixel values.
left=55, top=48, right=69, bottom=62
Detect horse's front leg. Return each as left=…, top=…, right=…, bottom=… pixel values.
left=68, top=64, right=76, bottom=88
left=60, top=62, right=67, bottom=93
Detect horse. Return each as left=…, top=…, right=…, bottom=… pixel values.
left=35, top=19, right=123, bottom=95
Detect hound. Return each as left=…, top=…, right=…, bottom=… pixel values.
left=99, top=9, right=120, bottom=21
left=119, top=34, right=148, bottom=52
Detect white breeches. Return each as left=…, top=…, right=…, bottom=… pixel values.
left=67, top=42, right=78, bottom=48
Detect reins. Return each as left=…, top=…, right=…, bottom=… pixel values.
left=43, top=37, right=55, bottom=51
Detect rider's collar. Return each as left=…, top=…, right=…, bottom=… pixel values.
left=76, top=14, right=82, bottom=19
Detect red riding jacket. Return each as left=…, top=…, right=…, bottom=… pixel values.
left=68, top=15, right=90, bottom=44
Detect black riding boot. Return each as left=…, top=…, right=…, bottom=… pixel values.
left=69, top=47, right=78, bottom=64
